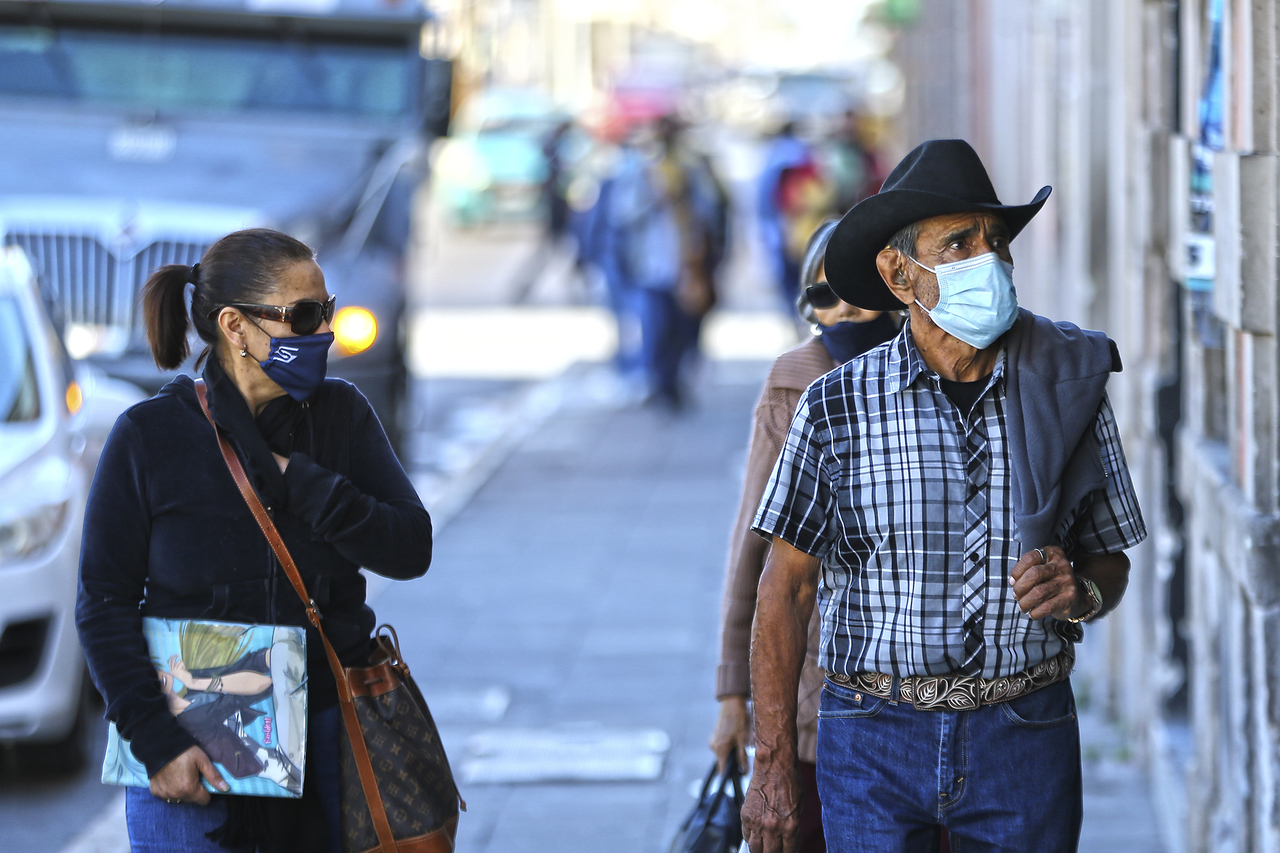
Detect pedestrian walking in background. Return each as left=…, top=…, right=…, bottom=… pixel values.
left=711, top=219, right=898, bottom=853
left=76, top=229, right=433, bottom=853
left=742, top=140, right=1147, bottom=853
left=822, top=109, right=885, bottom=213
left=574, top=125, right=643, bottom=384
left=606, top=115, right=729, bottom=409
left=757, top=121, right=835, bottom=312
left=513, top=119, right=579, bottom=303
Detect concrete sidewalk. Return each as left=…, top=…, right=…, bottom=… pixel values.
left=375, top=362, right=757, bottom=851
left=374, top=360, right=1168, bottom=853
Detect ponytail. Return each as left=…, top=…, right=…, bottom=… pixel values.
left=141, top=264, right=196, bottom=369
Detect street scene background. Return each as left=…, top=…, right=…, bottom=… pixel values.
left=0, top=0, right=1270, bottom=852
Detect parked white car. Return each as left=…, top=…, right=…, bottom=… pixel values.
left=0, top=246, right=144, bottom=772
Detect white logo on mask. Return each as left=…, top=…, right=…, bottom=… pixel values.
left=273, top=345, right=300, bottom=364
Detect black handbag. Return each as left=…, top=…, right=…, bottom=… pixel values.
left=197, top=380, right=464, bottom=852
left=669, top=755, right=746, bottom=853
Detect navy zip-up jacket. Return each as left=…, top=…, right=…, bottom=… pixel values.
left=75, top=372, right=431, bottom=776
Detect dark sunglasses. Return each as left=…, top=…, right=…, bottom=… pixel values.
left=804, top=282, right=841, bottom=310
left=222, top=295, right=337, bottom=335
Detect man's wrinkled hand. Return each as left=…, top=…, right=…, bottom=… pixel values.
left=741, top=761, right=802, bottom=853
left=1010, top=545, right=1078, bottom=621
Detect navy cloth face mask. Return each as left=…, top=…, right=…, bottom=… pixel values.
left=818, top=313, right=899, bottom=364
left=259, top=332, right=334, bottom=401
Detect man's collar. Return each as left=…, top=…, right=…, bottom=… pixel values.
left=888, top=318, right=1007, bottom=394
left=883, top=319, right=924, bottom=394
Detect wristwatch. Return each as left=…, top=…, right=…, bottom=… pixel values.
left=1067, top=577, right=1103, bottom=623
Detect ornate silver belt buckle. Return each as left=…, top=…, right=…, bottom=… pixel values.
left=907, top=674, right=982, bottom=711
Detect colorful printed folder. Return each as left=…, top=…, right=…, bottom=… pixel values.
left=102, top=618, right=307, bottom=798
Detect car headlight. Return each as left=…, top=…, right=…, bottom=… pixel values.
left=332, top=306, right=378, bottom=357
left=0, top=501, right=70, bottom=563
left=63, top=324, right=130, bottom=359
left=65, top=381, right=83, bottom=415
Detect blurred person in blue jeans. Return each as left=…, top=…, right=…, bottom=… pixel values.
left=605, top=116, right=728, bottom=409
left=711, top=219, right=898, bottom=853
left=741, top=140, right=1147, bottom=853
left=572, top=130, right=644, bottom=382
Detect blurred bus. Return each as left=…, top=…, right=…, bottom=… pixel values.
left=0, top=0, right=452, bottom=447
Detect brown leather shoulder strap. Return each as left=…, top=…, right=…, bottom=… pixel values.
left=195, top=380, right=401, bottom=853
left=194, top=381, right=324, bottom=637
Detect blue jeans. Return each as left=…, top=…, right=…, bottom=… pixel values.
left=125, top=788, right=252, bottom=853
left=816, top=677, right=1082, bottom=852
left=636, top=288, right=698, bottom=403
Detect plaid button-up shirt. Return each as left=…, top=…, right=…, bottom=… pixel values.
left=753, top=322, right=1146, bottom=680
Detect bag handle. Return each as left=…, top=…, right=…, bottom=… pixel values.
left=681, top=754, right=744, bottom=834
left=195, top=380, right=401, bottom=853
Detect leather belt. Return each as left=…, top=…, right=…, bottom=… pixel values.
left=826, top=646, right=1074, bottom=711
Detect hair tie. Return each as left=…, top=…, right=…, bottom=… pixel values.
left=188, top=263, right=201, bottom=285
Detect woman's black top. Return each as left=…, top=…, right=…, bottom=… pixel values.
left=75, top=362, right=432, bottom=777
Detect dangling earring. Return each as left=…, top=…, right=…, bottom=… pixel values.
left=240, top=346, right=248, bottom=358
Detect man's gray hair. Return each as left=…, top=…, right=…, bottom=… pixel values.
left=888, top=222, right=921, bottom=260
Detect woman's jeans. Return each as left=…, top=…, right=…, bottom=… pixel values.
left=125, top=788, right=252, bottom=853
left=816, top=676, right=1082, bottom=853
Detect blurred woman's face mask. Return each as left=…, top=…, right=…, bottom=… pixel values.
left=910, top=251, right=1018, bottom=350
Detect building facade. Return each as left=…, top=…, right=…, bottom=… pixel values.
left=892, top=2, right=1280, bottom=851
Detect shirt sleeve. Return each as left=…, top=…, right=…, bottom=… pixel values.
left=1065, top=393, right=1147, bottom=555
left=283, top=385, right=432, bottom=581
left=751, top=393, right=836, bottom=558
left=75, top=412, right=200, bottom=777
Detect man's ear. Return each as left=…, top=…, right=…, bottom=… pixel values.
left=878, top=248, right=913, bottom=304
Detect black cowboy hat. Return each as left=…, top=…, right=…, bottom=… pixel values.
left=824, top=139, right=1052, bottom=310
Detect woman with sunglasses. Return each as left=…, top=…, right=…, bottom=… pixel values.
left=711, top=219, right=900, bottom=853
left=76, top=228, right=432, bottom=853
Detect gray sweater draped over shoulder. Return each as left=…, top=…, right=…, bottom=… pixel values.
left=1003, top=308, right=1122, bottom=551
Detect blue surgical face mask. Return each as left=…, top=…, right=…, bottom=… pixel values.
left=259, top=332, right=334, bottom=402
left=910, top=251, right=1018, bottom=349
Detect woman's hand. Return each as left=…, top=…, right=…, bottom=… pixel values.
left=149, top=745, right=229, bottom=806
left=273, top=453, right=289, bottom=473
left=709, top=695, right=751, bottom=774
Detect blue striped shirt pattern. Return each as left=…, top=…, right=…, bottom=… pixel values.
left=752, top=322, right=1147, bottom=680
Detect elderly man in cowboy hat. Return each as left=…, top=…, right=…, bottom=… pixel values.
left=741, top=139, right=1147, bottom=853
